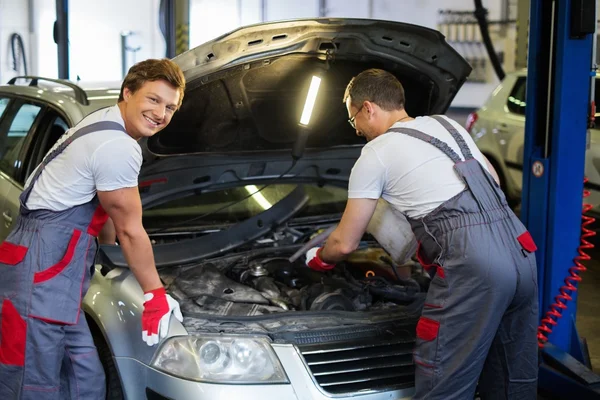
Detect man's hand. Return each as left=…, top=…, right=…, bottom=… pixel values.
left=142, top=287, right=183, bottom=346
left=305, top=247, right=335, bottom=272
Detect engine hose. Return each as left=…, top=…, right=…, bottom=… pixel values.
left=536, top=177, right=596, bottom=348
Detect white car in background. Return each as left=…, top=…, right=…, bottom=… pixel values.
left=467, top=69, right=600, bottom=213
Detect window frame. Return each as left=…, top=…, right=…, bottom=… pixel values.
left=0, top=97, right=13, bottom=126
left=506, top=76, right=527, bottom=116
left=0, top=96, right=48, bottom=184
left=20, top=109, right=71, bottom=185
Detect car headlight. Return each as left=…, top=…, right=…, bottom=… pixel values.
left=151, top=335, right=289, bottom=384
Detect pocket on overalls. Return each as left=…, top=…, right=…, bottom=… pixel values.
left=0, top=241, right=28, bottom=265
left=0, top=241, right=28, bottom=299
left=0, top=297, right=27, bottom=397
left=0, top=298, right=26, bottom=366
left=413, top=316, right=441, bottom=381
left=517, top=231, right=537, bottom=255
left=29, top=227, right=89, bottom=325
left=516, top=230, right=539, bottom=302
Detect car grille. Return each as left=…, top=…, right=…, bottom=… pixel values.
left=298, top=338, right=415, bottom=395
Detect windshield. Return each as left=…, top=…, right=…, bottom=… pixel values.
left=142, top=183, right=347, bottom=230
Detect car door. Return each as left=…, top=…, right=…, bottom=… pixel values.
left=0, top=97, right=16, bottom=234
left=497, top=76, right=528, bottom=192
left=0, top=99, right=45, bottom=241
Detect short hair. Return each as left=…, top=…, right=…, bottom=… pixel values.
left=343, top=68, right=405, bottom=111
left=118, top=58, right=186, bottom=107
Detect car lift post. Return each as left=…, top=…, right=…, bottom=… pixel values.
left=521, top=0, right=600, bottom=396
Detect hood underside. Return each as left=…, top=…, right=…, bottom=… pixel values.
left=148, top=18, right=471, bottom=155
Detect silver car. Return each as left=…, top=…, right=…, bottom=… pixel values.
left=467, top=69, right=600, bottom=213
left=0, top=18, right=472, bottom=400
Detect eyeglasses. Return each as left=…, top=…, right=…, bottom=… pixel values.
left=348, top=105, right=364, bottom=129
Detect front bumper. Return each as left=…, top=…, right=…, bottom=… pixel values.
left=116, top=344, right=415, bottom=400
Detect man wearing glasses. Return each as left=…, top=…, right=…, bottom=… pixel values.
left=304, top=68, right=539, bottom=400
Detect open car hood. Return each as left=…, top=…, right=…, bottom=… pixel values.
left=147, top=18, right=471, bottom=156
left=100, top=19, right=472, bottom=269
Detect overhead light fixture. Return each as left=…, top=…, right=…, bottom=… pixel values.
left=293, top=75, right=323, bottom=160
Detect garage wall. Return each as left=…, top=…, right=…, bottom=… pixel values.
left=32, top=0, right=166, bottom=83
left=0, top=0, right=518, bottom=108
left=1, top=0, right=166, bottom=83
left=3, top=0, right=597, bottom=108
left=67, top=0, right=165, bottom=82
left=188, top=0, right=508, bottom=108
left=188, top=0, right=507, bottom=43
left=0, top=0, right=32, bottom=84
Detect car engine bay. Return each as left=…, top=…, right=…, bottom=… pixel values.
left=159, top=226, right=429, bottom=317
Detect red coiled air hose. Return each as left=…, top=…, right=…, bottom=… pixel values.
left=537, top=178, right=596, bottom=348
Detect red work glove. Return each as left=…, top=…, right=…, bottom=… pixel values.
left=305, top=247, right=335, bottom=272
left=142, top=287, right=183, bottom=346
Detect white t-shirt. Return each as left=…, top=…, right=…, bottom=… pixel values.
left=25, top=105, right=143, bottom=211
left=348, top=115, right=490, bottom=219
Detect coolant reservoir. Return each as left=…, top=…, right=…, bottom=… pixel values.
left=366, top=198, right=417, bottom=265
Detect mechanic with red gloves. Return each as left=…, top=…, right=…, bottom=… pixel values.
left=305, top=69, right=539, bottom=400
left=0, top=59, right=185, bottom=400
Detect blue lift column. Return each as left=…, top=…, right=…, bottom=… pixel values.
left=521, top=0, right=600, bottom=396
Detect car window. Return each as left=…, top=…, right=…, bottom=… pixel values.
left=20, top=112, right=70, bottom=185
left=0, top=103, right=43, bottom=179
left=142, top=183, right=348, bottom=230
left=0, top=98, right=9, bottom=120
left=507, top=77, right=527, bottom=115
left=42, top=116, right=69, bottom=156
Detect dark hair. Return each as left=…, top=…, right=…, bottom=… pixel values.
left=118, top=58, right=186, bottom=107
left=343, top=68, right=405, bottom=111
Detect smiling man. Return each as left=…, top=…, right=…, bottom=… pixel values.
left=0, top=59, right=185, bottom=400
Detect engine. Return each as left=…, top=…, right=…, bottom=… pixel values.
left=165, top=246, right=428, bottom=317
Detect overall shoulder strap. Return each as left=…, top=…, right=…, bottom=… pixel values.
left=387, top=126, right=463, bottom=164
left=430, top=115, right=474, bottom=160
left=21, top=121, right=126, bottom=205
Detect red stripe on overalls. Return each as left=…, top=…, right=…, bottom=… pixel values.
left=87, top=205, right=109, bottom=236
left=33, top=229, right=82, bottom=284
left=0, top=299, right=26, bottom=366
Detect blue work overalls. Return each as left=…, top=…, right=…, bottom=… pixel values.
left=390, top=116, right=539, bottom=399
left=0, top=121, right=126, bottom=399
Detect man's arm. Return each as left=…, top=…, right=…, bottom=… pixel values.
left=98, top=216, right=117, bottom=245
left=97, top=187, right=162, bottom=292
left=482, top=155, right=501, bottom=186
left=319, top=198, right=379, bottom=263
